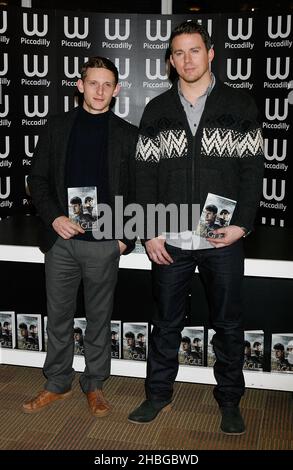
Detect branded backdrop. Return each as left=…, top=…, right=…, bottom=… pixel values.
left=0, top=7, right=292, bottom=229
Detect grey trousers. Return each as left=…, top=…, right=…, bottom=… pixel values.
left=43, top=237, right=120, bottom=393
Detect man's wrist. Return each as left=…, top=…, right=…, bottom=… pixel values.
left=239, top=226, right=251, bottom=238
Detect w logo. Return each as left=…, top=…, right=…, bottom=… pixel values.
left=104, top=18, right=130, bottom=40
left=267, top=15, right=291, bottom=39
left=146, top=19, right=171, bottom=41
left=23, top=13, right=48, bottom=37
left=114, top=97, right=129, bottom=118
left=265, top=98, right=288, bottom=121
left=146, top=59, right=167, bottom=80
left=114, top=58, right=130, bottom=80
left=64, top=56, right=87, bottom=78
left=195, top=18, right=213, bottom=37
left=266, top=57, right=290, bottom=80
left=0, top=11, right=7, bottom=34
left=64, top=16, right=89, bottom=39
left=23, top=55, right=48, bottom=77
left=264, top=139, right=287, bottom=162
left=24, top=95, right=49, bottom=117
left=64, top=95, right=79, bottom=113
left=0, top=53, right=8, bottom=76
left=0, top=96, right=9, bottom=117
left=24, top=135, right=39, bottom=158
left=226, top=58, right=252, bottom=81
left=0, top=136, right=10, bottom=159
left=263, top=178, right=285, bottom=201
left=0, top=176, right=10, bottom=199
left=227, top=18, right=253, bottom=40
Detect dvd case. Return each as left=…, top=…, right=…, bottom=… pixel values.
left=271, top=333, right=293, bottom=373
left=43, top=316, right=48, bottom=352
left=196, top=193, right=236, bottom=237
left=207, top=329, right=216, bottom=367
left=68, top=186, right=98, bottom=231
left=17, top=314, right=42, bottom=351
left=0, top=311, right=15, bottom=349
left=244, top=330, right=264, bottom=371
left=122, top=322, right=148, bottom=361
left=193, top=193, right=237, bottom=249
left=133, top=237, right=146, bottom=254
left=74, top=318, right=87, bottom=356
left=111, top=320, right=121, bottom=359
left=178, top=326, right=204, bottom=366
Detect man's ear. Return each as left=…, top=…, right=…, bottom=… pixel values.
left=208, top=47, right=214, bottom=63
left=76, top=79, right=84, bottom=94
left=113, top=83, right=121, bottom=97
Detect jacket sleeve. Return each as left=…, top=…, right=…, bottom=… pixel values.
left=120, top=124, right=138, bottom=255
left=232, top=96, right=264, bottom=231
left=28, top=119, right=64, bottom=227
left=135, top=107, right=161, bottom=240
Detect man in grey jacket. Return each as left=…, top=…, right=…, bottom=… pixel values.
left=23, top=57, right=137, bottom=417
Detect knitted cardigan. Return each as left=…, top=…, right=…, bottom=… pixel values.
left=136, top=78, right=264, bottom=237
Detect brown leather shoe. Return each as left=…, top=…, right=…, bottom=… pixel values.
left=22, top=389, right=72, bottom=414
left=86, top=389, right=111, bottom=417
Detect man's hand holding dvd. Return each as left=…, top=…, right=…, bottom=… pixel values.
left=196, top=193, right=243, bottom=248
left=207, top=225, right=246, bottom=248
left=52, top=215, right=85, bottom=239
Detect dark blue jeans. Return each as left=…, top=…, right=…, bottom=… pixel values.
left=146, top=240, right=245, bottom=408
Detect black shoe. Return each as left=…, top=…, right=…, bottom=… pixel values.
left=220, top=406, right=246, bottom=435
left=128, top=399, right=172, bottom=424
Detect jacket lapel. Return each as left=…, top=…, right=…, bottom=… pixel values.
left=108, top=112, right=121, bottom=198
left=55, top=108, right=79, bottom=211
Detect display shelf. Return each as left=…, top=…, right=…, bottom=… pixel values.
left=1, top=348, right=293, bottom=392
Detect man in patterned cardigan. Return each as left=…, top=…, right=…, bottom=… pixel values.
left=128, top=20, right=264, bottom=434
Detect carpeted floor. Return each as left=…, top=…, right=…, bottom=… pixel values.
left=0, top=364, right=292, bottom=450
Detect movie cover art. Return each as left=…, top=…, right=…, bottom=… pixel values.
left=178, top=326, right=204, bottom=366
left=193, top=193, right=237, bottom=249
left=207, top=329, right=216, bottom=367
left=43, top=316, right=48, bottom=352
left=68, top=186, right=98, bottom=231
left=0, top=311, right=15, bottom=349
left=17, top=314, right=42, bottom=351
left=271, top=333, right=293, bottom=373
left=74, top=318, right=87, bottom=356
left=111, top=321, right=121, bottom=359
left=123, top=322, right=148, bottom=361
left=197, top=193, right=236, bottom=238
left=133, top=237, right=146, bottom=254
left=244, top=330, right=264, bottom=371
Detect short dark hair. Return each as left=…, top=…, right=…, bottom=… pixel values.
left=182, top=336, right=191, bottom=344
left=274, top=343, right=284, bottom=351
left=19, top=323, right=27, bottom=330
left=125, top=331, right=135, bottom=339
left=70, top=196, right=82, bottom=205
left=220, top=209, right=230, bottom=215
left=74, top=327, right=82, bottom=335
left=84, top=196, right=93, bottom=204
left=169, top=20, right=212, bottom=52
left=206, top=204, right=218, bottom=214
left=80, top=56, right=119, bottom=85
